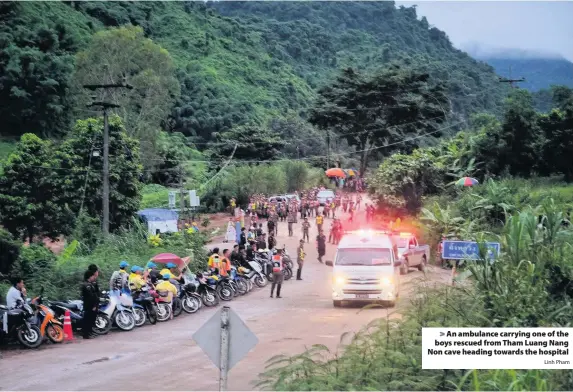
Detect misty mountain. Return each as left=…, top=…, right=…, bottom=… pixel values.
left=464, top=44, right=573, bottom=92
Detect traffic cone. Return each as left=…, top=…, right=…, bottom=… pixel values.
left=63, top=309, right=74, bottom=342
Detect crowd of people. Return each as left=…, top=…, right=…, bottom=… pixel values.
left=225, top=187, right=369, bottom=284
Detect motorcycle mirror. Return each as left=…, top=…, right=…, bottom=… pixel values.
left=325, top=260, right=333, bottom=267
left=40, top=287, right=45, bottom=295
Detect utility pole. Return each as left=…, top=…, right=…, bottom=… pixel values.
left=84, top=79, right=133, bottom=236
left=326, top=130, right=331, bottom=168
left=499, top=65, right=525, bottom=88
left=179, top=164, right=185, bottom=215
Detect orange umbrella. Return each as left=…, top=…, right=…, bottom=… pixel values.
left=325, top=168, right=346, bottom=178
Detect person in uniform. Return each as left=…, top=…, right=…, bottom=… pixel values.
left=302, top=217, right=311, bottom=243
left=296, top=239, right=305, bottom=281
left=270, top=254, right=284, bottom=298
left=316, top=230, right=326, bottom=264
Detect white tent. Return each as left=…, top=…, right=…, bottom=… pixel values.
left=137, top=208, right=179, bottom=235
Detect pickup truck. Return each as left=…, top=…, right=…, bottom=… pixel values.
left=391, top=233, right=430, bottom=274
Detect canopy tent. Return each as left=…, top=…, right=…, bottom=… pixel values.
left=137, top=208, right=179, bottom=235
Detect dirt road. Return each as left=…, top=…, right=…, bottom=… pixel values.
left=1, top=206, right=449, bottom=391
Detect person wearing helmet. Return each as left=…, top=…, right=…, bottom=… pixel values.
left=159, top=262, right=178, bottom=280
left=129, top=266, right=147, bottom=292
left=155, top=273, right=178, bottom=318
left=146, top=261, right=160, bottom=284
left=109, top=261, right=130, bottom=292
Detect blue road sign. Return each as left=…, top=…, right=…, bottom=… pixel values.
left=442, top=240, right=500, bottom=260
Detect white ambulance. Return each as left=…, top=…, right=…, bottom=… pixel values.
left=325, top=230, right=403, bottom=307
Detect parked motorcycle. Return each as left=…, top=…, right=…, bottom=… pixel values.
left=229, top=267, right=248, bottom=295
left=50, top=300, right=112, bottom=335
left=179, top=283, right=201, bottom=314
left=246, top=260, right=268, bottom=287
left=99, top=290, right=135, bottom=331
left=30, top=289, right=64, bottom=343
left=0, top=299, right=43, bottom=348
left=133, top=286, right=157, bottom=325
left=195, top=274, right=220, bottom=307
left=149, top=288, right=172, bottom=322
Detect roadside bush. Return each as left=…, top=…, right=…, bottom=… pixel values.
left=0, top=228, right=20, bottom=275
left=10, top=244, right=58, bottom=295
left=369, top=149, right=445, bottom=215
left=11, top=219, right=209, bottom=300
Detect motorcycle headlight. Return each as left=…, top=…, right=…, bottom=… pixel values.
left=333, top=275, right=346, bottom=285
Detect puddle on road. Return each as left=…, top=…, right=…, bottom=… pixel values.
left=82, top=354, right=122, bottom=365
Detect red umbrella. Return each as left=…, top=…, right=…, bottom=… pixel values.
left=325, top=168, right=346, bottom=178
left=152, top=252, right=184, bottom=267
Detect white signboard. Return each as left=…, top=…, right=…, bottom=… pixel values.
left=168, top=191, right=176, bottom=209
left=189, top=190, right=200, bottom=207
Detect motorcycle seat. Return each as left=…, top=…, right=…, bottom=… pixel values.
left=52, top=301, right=81, bottom=311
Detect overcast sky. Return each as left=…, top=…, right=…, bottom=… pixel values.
left=395, top=1, right=573, bottom=61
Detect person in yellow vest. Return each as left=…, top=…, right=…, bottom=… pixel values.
left=316, top=213, right=324, bottom=234
left=155, top=274, right=178, bottom=319
left=330, top=200, right=336, bottom=219
left=208, top=248, right=221, bottom=271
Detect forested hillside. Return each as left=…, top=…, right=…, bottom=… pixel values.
left=1, top=0, right=507, bottom=146
left=211, top=1, right=508, bottom=120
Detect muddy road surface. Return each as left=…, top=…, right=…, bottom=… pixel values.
left=1, top=205, right=449, bottom=391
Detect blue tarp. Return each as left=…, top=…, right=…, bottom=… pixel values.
left=137, top=208, right=179, bottom=222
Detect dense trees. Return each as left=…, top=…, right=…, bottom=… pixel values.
left=2, top=1, right=506, bottom=146
left=0, top=134, right=72, bottom=242
left=54, top=116, right=143, bottom=232
left=0, top=117, right=143, bottom=241
left=310, top=66, right=448, bottom=174
left=72, top=25, right=180, bottom=164
left=369, top=86, right=573, bottom=214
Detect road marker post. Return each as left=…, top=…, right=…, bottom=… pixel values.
left=193, top=306, right=258, bottom=391
left=219, top=306, right=230, bottom=392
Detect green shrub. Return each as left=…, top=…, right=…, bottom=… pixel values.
left=0, top=228, right=20, bottom=275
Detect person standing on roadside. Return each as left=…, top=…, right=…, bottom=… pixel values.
left=316, top=230, right=326, bottom=263
left=287, top=208, right=295, bottom=237
left=270, top=254, right=284, bottom=298
left=302, top=217, right=311, bottom=243
left=267, top=231, right=276, bottom=250
left=315, top=213, right=324, bottom=234
left=296, top=239, right=305, bottom=280
left=81, top=268, right=100, bottom=339
left=267, top=218, right=275, bottom=239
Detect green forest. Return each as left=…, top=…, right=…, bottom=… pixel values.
left=2, top=1, right=573, bottom=389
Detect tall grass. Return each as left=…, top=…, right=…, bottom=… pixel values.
left=257, top=198, right=573, bottom=391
